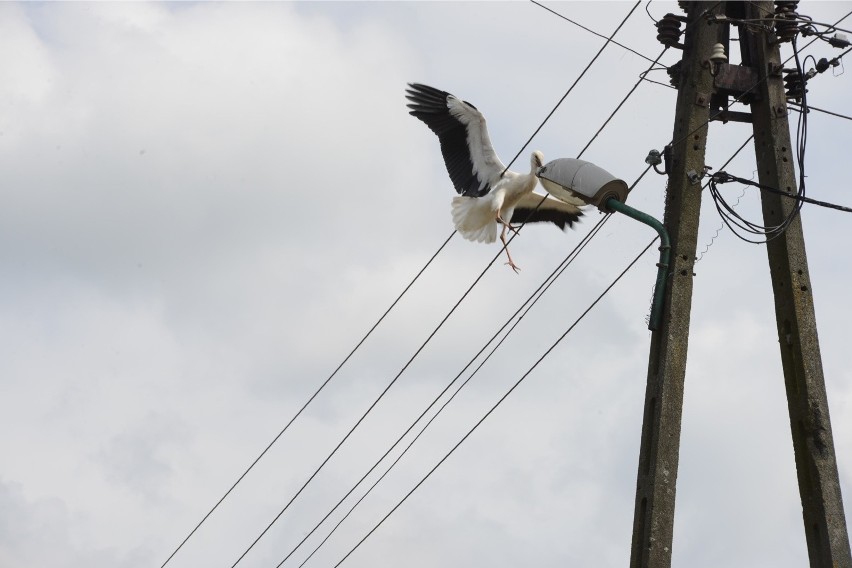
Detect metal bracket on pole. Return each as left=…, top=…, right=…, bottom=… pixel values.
left=605, top=199, right=670, bottom=331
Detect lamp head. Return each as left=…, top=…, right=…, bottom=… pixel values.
left=536, top=158, right=630, bottom=213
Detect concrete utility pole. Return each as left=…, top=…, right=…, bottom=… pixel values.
left=740, top=2, right=852, bottom=566
left=628, top=3, right=725, bottom=567
left=629, top=2, right=851, bottom=567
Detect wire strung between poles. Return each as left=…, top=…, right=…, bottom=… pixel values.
left=330, top=236, right=660, bottom=568
left=711, top=171, right=852, bottom=214
left=277, top=214, right=612, bottom=568
left=502, top=0, right=643, bottom=175
left=284, top=166, right=656, bottom=566
left=157, top=231, right=455, bottom=568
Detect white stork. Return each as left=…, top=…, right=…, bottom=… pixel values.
left=406, top=83, right=584, bottom=273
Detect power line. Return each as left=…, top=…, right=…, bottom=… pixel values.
left=226, top=233, right=517, bottom=567
left=577, top=46, right=669, bottom=158
left=530, top=0, right=658, bottom=64
left=789, top=102, right=852, bottom=122
left=503, top=0, right=643, bottom=173
left=711, top=171, right=852, bottom=214
left=331, top=235, right=660, bottom=568
left=280, top=214, right=613, bottom=568
left=644, top=0, right=659, bottom=25
left=696, top=134, right=755, bottom=262
left=157, top=231, right=455, bottom=568
left=638, top=67, right=678, bottom=90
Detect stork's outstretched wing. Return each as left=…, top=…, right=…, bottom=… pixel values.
left=405, top=83, right=506, bottom=197
left=510, top=192, right=584, bottom=230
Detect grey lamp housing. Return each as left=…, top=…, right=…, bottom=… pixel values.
left=537, top=158, right=630, bottom=213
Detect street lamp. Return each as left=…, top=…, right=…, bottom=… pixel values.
left=536, top=158, right=671, bottom=330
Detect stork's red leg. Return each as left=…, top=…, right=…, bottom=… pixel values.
left=499, top=224, right=521, bottom=273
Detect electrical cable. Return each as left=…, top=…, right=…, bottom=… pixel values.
left=577, top=47, right=670, bottom=158
left=638, top=67, right=678, bottom=90
left=226, top=230, right=527, bottom=567
left=644, top=0, right=658, bottom=25
left=330, top=235, right=660, bottom=568
left=789, top=102, right=852, bottom=121
left=711, top=171, right=852, bottom=214
left=280, top=213, right=613, bottom=568
left=157, top=230, right=455, bottom=568
left=530, top=0, right=658, bottom=64
left=503, top=0, right=643, bottom=174
left=696, top=134, right=755, bottom=261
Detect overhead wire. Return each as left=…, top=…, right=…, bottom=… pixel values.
left=638, top=67, right=678, bottom=90
left=578, top=47, right=669, bottom=158
left=503, top=0, right=643, bottom=174
left=696, top=134, right=755, bottom=262
left=161, top=4, right=851, bottom=567
left=710, top=171, right=852, bottom=214
left=157, top=231, right=455, bottom=568
left=789, top=102, right=852, bottom=121
left=530, top=0, right=658, bottom=64
left=281, top=213, right=614, bottom=568
left=644, top=0, right=659, bottom=25
left=226, top=232, right=521, bottom=567
left=330, top=235, right=660, bottom=568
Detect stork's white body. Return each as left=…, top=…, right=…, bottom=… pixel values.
left=451, top=157, right=540, bottom=244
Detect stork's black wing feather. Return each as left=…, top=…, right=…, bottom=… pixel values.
left=510, top=194, right=584, bottom=230
left=405, top=83, right=491, bottom=197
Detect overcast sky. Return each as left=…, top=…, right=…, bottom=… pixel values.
left=1, top=2, right=850, bottom=567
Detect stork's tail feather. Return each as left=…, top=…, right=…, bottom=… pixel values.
left=451, top=196, right=498, bottom=243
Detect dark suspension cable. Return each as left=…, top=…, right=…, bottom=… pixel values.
left=331, top=235, right=660, bottom=568
left=502, top=0, right=643, bottom=174
left=157, top=231, right=455, bottom=568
